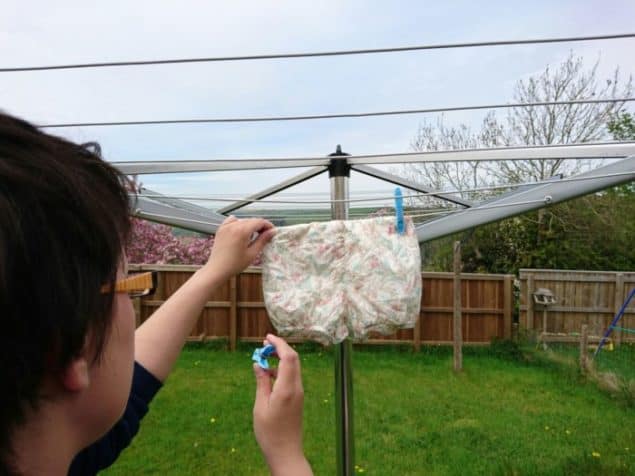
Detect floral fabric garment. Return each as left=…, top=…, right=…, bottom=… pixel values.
left=262, top=216, right=422, bottom=345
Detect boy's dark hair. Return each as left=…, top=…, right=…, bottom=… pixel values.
left=0, top=112, right=133, bottom=470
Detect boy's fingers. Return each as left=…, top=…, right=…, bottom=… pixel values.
left=264, top=334, right=300, bottom=389
left=243, top=218, right=274, bottom=235
left=252, top=228, right=276, bottom=250
left=253, top=363, right=272, bottom=411
left=265, top=335, right=295, bottom=357
left=249, top=229, right=276, bottom=254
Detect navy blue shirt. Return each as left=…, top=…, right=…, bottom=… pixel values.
left=68, top=362, right=162, bottom=475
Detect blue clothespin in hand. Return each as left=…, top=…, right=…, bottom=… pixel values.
left=252, top=344, right=276, bottom=369
left=394, top=187, right=405, bottom=235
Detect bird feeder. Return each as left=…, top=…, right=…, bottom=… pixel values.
left=533, top=287, right=557, bottom=307
left=533, top=288, right=557, bottom=346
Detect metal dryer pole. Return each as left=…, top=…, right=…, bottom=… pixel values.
left=328, top=145, right=355, bottom=476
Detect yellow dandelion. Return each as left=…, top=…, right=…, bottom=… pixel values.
left=210, top=417, right=216, bottom=424
left=323, top=399, right=329, bottom=403
left=565, top=430, right=571, bottom=435
left=592, top=451, right=600, bottom=458
left=544, top=426, right=550, bottom=431
left=193, top=442, right=199, bottom=448
left=231, top=448, right=237, bottom=453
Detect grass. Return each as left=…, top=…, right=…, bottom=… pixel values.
left=103, top=342, right=635, bottom=476
left=523, top=340, right=635, bottom=409
left=538, top=341, right=635, bottom=382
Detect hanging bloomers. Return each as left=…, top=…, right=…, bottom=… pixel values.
left=261, top=216, right=422, bottom=345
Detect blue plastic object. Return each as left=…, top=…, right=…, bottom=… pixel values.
left=395, top=187, right=405, bottom=235
left=595, top=288, right=635, bottom=357
left=252, top=344, right=276, bottom=369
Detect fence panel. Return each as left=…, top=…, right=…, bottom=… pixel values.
left=130, top=265, right=513, bottom=348
left=519, top=269, right=635, bottom=343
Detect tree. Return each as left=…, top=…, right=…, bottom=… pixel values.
left=126, top=218, right=215, bottom=265
left=407, top=53, right=632, bottom=193
left=125, top=218, right=265, bottom=266
left=410, top=55, right=634, bottom=273
left=124, top=176, right=222, bottom=266
left=608, top=111, right=635, bottom=140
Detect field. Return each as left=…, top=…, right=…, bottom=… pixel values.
left=103, top=342, right=634, bottom=475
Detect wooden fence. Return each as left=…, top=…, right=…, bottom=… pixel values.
left=519, top=269, right=635, bottom=344
left=130, top=265, right=513, bottom=349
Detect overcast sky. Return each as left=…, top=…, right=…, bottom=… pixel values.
left=2, top=0, right=634, bottom=213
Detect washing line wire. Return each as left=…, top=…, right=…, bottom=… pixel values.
left=131, top=170, right=635, bottom=205
left=248, top=204, right=454, bottom=213
left=232, top=206, right=458, bottom=219
left=133, top=211, right=226, bottom=227
left=3, top=33, right=634, bottom=72
left=111, top=141, right=635, bottom=171
left=134, top=209, right=450, bottom=225
left=134, top=195, right=555, bottom=229
left=38, top=98, right=635, bottom=128
left=240, top=210, right=455, bottom=221
left=172, top=190, right=394, bottom=198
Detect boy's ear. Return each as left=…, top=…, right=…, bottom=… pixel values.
left=61, top=357, right=90, bottom=392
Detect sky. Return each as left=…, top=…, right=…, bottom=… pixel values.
left=2, top=0, right=634, bottom=215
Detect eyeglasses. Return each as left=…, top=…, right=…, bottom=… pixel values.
left=102, top=271, right=158, bottom=298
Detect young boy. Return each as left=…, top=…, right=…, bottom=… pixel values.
left=0, top=112, right=312, bottom=476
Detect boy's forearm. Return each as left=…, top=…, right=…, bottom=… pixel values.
left=134, top=265, right=223, bottom=381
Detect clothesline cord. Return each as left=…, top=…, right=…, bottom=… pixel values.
left=113, top=142, right=635, bottom=173
left=134, top=209, right=451, bottom=225
left=134, top=211, right=226, bottom=227
left=3, top=33, right=634, bottom=72
left=133, top=196, right=558, bottom=230
left=234, top=207, right=458, bottom=219
left=39, top=98, right=635, bottom=128
left=132, top=170, right=634, bottom=205
left=172, top=190, right=396, bottom=199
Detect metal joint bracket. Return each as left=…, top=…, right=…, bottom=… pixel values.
left=328, top=145, right=351, bottom=178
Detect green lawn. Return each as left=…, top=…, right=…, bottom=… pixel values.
left=103, top=342, right=634, bottom=475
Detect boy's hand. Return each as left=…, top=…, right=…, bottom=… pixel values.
left=203, top=216, right=275, bottom=281
left=253, top=335, right=313, bottom=476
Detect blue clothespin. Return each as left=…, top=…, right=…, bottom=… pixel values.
left=252, top=344, right=276, bottom=369
left=395, top=187, right=405, bottom=235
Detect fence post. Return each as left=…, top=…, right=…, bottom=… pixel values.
left=542, top=308, right=548, bottom=336
left=614, top=273, right=625, bottom=347
left=527, top=274, right=535, bottom=334
left=453, top=241, right=463, bottom=372
left=414, top=307, right=421, bottom=353
left=504, top=275, right=513, bottom=339
left=579, top=324, right=589, bottom=374
left=229, top=276, right=238, bottom=351
left=133, top=297, right=142, bottom=329
left=412, top=270, right=423, bottom=352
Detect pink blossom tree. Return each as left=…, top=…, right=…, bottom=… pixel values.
left=126, top=218, right=262, bottom=266
left=126, top=218, right=214, bottom=265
